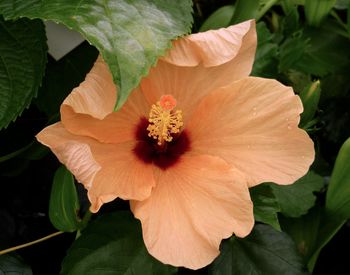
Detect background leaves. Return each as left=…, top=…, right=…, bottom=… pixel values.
left=210, top=224, right=308, bottom=275
left=0, top=254, right=32, bottom=275
left=0, top=17, right=47, bottom=129
left=61, top=212, right=176, bottom=275
left=270, top=171, right=324, bottom=218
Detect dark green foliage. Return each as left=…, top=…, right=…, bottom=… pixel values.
left=0, top=17, right=47, bottom=129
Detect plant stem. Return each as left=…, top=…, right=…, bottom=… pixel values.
left=0, top=231, right=64, bottom=255
left=256, top=0, right=280, bottom=21
left=80, top=210, right=92, bottom=229
left=0, top=141, right=34, bottom=163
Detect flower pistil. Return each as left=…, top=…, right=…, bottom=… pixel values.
left=147, top=95, right=183, bottom=146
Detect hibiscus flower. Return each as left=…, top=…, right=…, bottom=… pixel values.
left=36, top=20, right=314, bottom=269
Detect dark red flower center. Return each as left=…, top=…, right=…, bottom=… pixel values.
left=133, top=117, right=190, bottom=170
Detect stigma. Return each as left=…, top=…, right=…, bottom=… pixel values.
left=147, top=95, right=183, bottom=146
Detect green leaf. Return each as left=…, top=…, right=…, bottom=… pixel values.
left=299, top=80, right=321, bottom=127
left=61, top=211, right=176, bottom=275
left=279, top=32, right=309, bottom=72
left=280, top=204, right=346, bottom=272
left=334, top=0, right=350, bottom=9
left=199, top=5, right=234, bottom=32
left=306, top=213, right=345, bottom=271
left=294, top=21, right=350, bottom=76
left=270, top=171, right=324, bottom=218
left=281, top=4, right=300, bottom=35
left=210, top=224, right=308, bottom=275
left=49, top=165, right=80, bottom=232
left=0, top=0, right=193, bottom=110
left=0, top=254, right=32, bottom=275
left=0, top=16, right=47, bottom=129
left=326, top=137, right=350, bottom=219
left=230, top=0, right=259, bottom=24
left=348, top=2, right=350, bottom=33
left=279, top=207, right=322, bottom=262
left=305, top=0, right=336, bottom=26
left=250, top=184, right=281, bottom=230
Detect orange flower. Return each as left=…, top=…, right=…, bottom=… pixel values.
left=36, top=20, right=314, bottom=269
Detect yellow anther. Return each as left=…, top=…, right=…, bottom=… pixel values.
left=147, top=95, right=183, bottom=146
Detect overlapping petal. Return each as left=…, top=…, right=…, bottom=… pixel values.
left=187, top=77, right=315, bottom=187
left=131, top=155, right=254, bottom=269
left=140, top=20, right=256, bottom=122
left=61, top=56, right=150, bottom=144
left=162, top=20, right=255, bottom=67
left=36, top=123, right=155, bottom=212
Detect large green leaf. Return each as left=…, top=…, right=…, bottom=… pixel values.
left=326, top=137, right=350, bottom=219
left=306, top=214, right=345, bottom=271
left=279, top=207, right=322, bottom=262
left=61, top=211, right=176, bottom=275
left=286, top=138, right=350, bottom=271
left=279, top=33, right=309, bottom=72
left=0, top=16, right=47, bottom=129
left=0, top=254, right=32, bottom=275
left=0, top=0, right=193, bottom=110
left=270, top=171, right=324, bottom=218
left=49, top=165, right=81, bottom=232
left=209, top=224, right=308, bottom=275
left=250, top=184, right=281, bottom=230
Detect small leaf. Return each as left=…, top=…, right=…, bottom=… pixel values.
left=0, top=254, right=32, bottom=275
left=326, top=137, right=350, bottom=219
left=250, top=184, right=281, bottom=230
left=0, top=16, right=47, bottom=129
left=271, top=171, right=324, bottom=218
left=210, top=224, right=308, bottom=275
left=0, top=0, right=193, bottom=110
left=299, top=80, right=321, bottom=127
left=61, top=211, right=176, bottom=275
left=230, top=0, right=259, bottom=24
left=199, top=5, right=234, bottom=32
left=305, top=0, right=336, bottom=26
left=49, top=165, right=80, bottom=232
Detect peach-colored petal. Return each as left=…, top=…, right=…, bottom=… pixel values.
left=140, top=21, right=256, bottom=122
left=63, top=55, right=116, bottom=119
left=61, top=88, right=149, bottom=144
left=36, top=122, right=101, bottom=188
left=60, top=56, right=150, bottom=144
left=131, top=155, right=254, bottom=269
left=36, top=123, right=155, bottom=212
left=162, top=20, right=255, bottom=67
left=87, top=141, right=155, bottom=213
left=187, top=77, right=315, bottom=187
